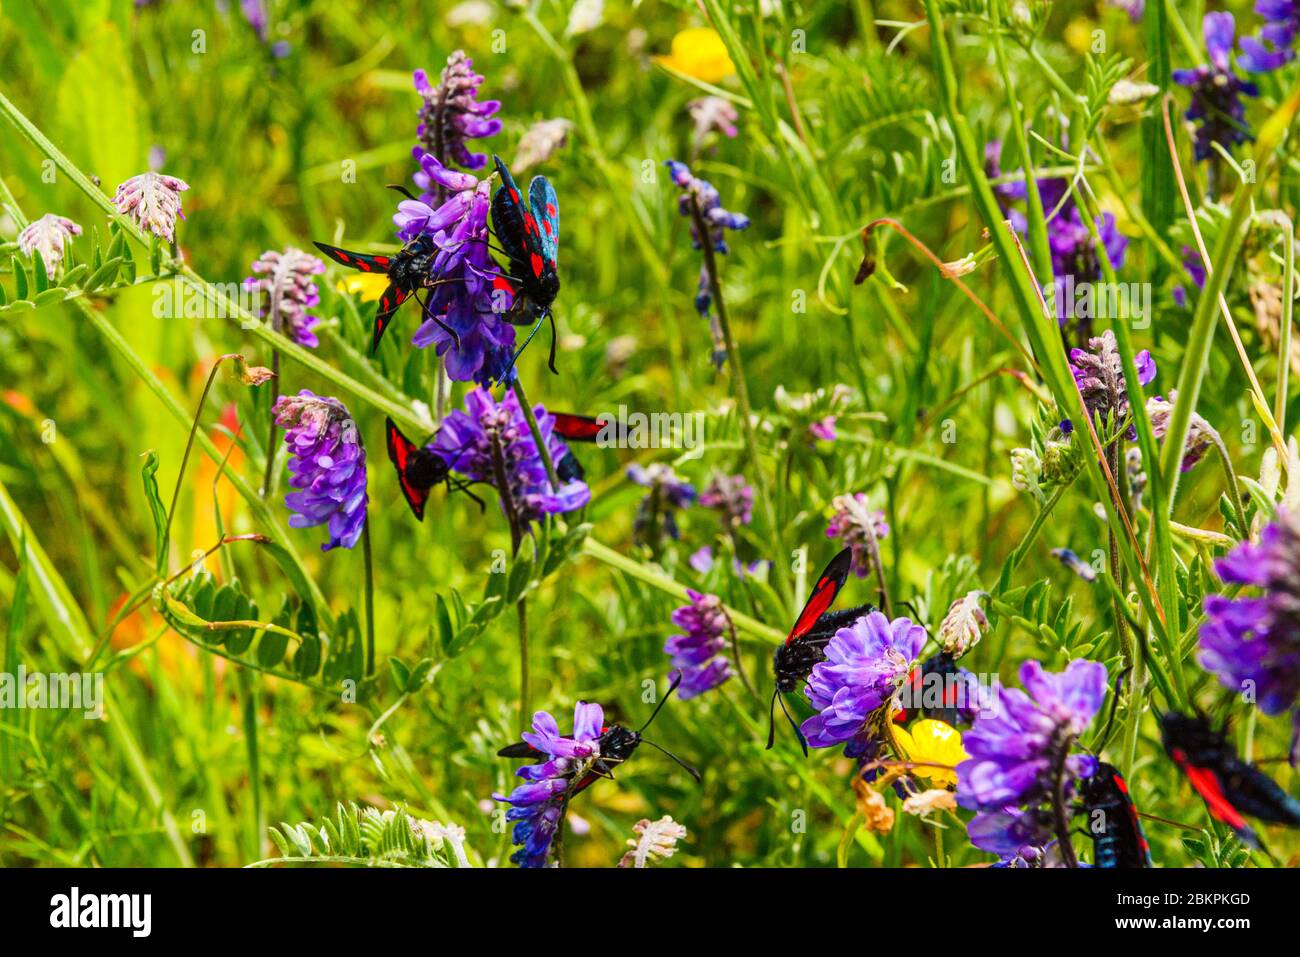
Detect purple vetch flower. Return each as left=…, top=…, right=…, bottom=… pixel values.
left=666, top=160, right=750, bottom=253
left=1048, top=207, right=1128, bottom=329
left=1051, top=547, right=1098, bottom=582
left=688, top=545, right=769, bottom=578
left=825, top=492, right=890, bottom=579
left=1067, top=329, right=1156, bottom=439
left=627, top=463, right=696, bottom=545
left=1199, top=510, right=1300, bottom=731
left=112, top=171, right=189, bottom=243
left=241, top=0, right=269, bottom=39
left=1107, top=0, right=1144, bottom=22
left=699, top=473, right=753, bottom=528
left=412, top=51, right=502, bottom=178
left=809, top=416, right=837, bottom=442
left=800, top=611, right=927, bottom=749
left=493, top=702, right=604, bottom=867
left=1240, top=1, right=1299, bottom=72
left=688, top=96, right=740, bottom=146
left=666, top=159, right=749, bottom=367
left=957, top=659, right=1107, bottom=863
left=272, top=391, right=368, bottom=551
left=398, top=153, right=517, bottom=386
left=243, top=247, right=326, bottom=348
left=664, top=590, right=734, bottom=699
left=984, top=141, right=1128, bottom=330
left=1146, top=390, right=1218, bottom=472
left=17, top=213, right=82, bottom=274
left=1173, top=13, right=1259, bottom=161
left=1172, top=245, right=1208, bottom=307
left=433, top=387, right=589, bottom=530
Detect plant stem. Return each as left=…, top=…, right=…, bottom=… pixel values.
left=1272, top=214, right=1295, bottom=432
left=517, top=598, right=530, bottom=729
left=260, top=261, right=288, bottom=496
left=362, top=516, right=376, bottom=678
left=512, top=376, right=560, bottom=491
left=237, top=669, right=263, bottom=861
left=686, top=193, right=788, bottom=607
left=163, top=355, right=234, bottom=574
left=1051, top=734, right=1080, bottom=868
left=489, top=429, right=529, bottom=727
left=581, top=538, right=785, bottom=644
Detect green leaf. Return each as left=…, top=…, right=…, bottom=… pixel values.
left=140, top=450, right=168, bottom=573
left=11, top=256, right=28, bottom=300
left=31, top=252, right=49, bottom=293
left=388, top=656, right=411, bottom=692
left=81, top=256, right=123, bottom=292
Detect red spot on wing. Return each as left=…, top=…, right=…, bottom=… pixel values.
left=371, top=286, right=409, bottom=353
left=373, top=256, right=391, bottom=267
left=524, top=213, right=538, bottom=236
left=786, top=549, right=853, bottom=645
left=787, top=576, right=839, bottom=646
left=530, top=253, right=543, bottom=278
left=385, top=417, right=430, bottom=521
left=543, top=221, right=553, bottom=236
left=551, top=413, right=606, bottom=442
left=546, top=203, right=557, bottom=217
left=1175, top=750, right=1250, bottom=830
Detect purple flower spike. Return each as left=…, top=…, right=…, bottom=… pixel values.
left=664, top=590, right=734, bottom=699
left=627, top=463, right=696, bottom=545
left=985, top=141, right=1128, bottom=333
left=494, top=702, right=604, bottom=867
left=1146, top=390, right=1218, bottom=472
left=244, top=247, right=326, bottom=348
left=1240, top=1, right=1299, bottom=72
left=956, top=659, right=1107, bottom=865
left=665, top=159, right=749, bottom=364
left=398, top=157, right=518, bottom=386
left=799, top=611, right=927, bottom=748
left=272, top=391, right=368, bottom=551
left=1199, top=510, right=1300, bottom=722
left=699, top=473, right=753, bottom=528
left=1067, top=329, right=1155, bottom=440
left=17, top=213, right=82, bottom=274
left=433, top=387, right=589, bottom=531
left=112, top=171, right=190, bottom=242
left=1172, top=13, right=1259, bottom=161
left=825, top=492, right=890, bottom=579
left=413, top=51, right=502, bottom=175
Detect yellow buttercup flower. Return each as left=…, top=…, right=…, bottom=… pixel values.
left=655, top=28, right=736, bottom=84
left=337, top=272, right=389, bottom=302
left=893, top=719, right=967, bottom=788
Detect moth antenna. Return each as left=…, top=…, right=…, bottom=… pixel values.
left=638, top=737, right=701, bottom=783
left=387, top=183, right=419, bottom=201
left=638, top=671, right=684, bottom=734
left=1092, top=665, right=1132, bottom=753
left=765, top=689, right=779, bottom=750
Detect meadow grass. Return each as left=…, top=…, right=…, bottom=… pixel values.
left=0, top=0, right=1298, bottom=868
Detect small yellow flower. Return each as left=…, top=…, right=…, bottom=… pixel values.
left=655, top=28, right=736, bottom=84
left=337, top=272, right=389, bottom=302
left=893, top=719, right=967, bottom=788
